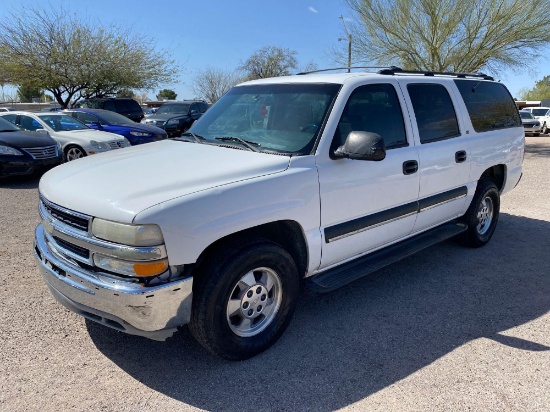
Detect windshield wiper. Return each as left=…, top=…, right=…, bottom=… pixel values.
left=215, top=136, right=260, bottom=152
left=179, top=132, right=204, bottom=144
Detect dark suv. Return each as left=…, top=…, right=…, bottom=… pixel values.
left=141, top=100, right=208, bottom=137
left=73, top=98, right=144, bottom=122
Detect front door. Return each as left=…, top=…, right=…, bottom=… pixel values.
left=317, top=80, right=420, bottom=269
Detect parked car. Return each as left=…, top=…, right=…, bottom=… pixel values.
left=73, top=98, right=144, bottom=122
left=64, top=108, right=168, bottom=145
left=35, top=68, right=523, bottom=360
left=0, top=107, right=15, bottom=112
left=521, top=107, right=550, bottom=134
left=141, top=100, right=208, bottom=137
left=0, top=116, right=62, bottom=177
left=0, top=112, right=130, bottom=161
left=143, top=107, right=158, bottom=117
left=519, top=111, right=541, bottom=136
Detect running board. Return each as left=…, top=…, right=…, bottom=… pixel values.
left=308, top=222, right=467, bottom=293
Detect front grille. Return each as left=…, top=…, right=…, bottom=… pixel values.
left=53, top=236, right=90, bottom=259
left=42, top=200, right=90, bottom=232
left=22, top=145, right=58, bottom=159
left=108, top=141, right=128, bottom=149
left=146, top=120, right=165, bottom=126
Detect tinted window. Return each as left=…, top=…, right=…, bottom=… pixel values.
left=519, top=112, right=534, bottom=120
left=157, top=103, right=190, bottom=114
left=103, top=101, right=116, bottom=111
left=407, top=83, right=460, bottom=143
left=199, top=102, right=209, bottom=113
left=335, top=83, right=408, bottom=149
left=1, top=114, right=17, bottom=124
left=19, top=115, right=42, bottom=131
left=454, top=80, right=521, bottom=132
left=531, top=108, right=549, bottom=117
left=0, top=116, right=20, bottom=130
left=75, top=112, right=101, bottom=124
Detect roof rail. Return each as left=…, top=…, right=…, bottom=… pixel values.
left=296, top=66, right=389, bottom=75
left=378, top=66, right=494, bottom=81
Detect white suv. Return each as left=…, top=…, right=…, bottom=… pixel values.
left=522, top=106, right=550, bottom=134
left=34, top=67, right=524, bottom=360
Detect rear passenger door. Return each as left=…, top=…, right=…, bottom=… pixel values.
left=397, top=80, right=470, bottom=233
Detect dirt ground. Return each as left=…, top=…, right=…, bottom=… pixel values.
left=0, top=137, right=548, bottom=411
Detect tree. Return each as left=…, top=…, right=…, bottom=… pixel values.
left=240, top=46, right=298, bottom=80
left=116, top=88, right=136, bottom=99
left=0, top=6, right=178, bottom=108
left=17, top=85, right=45, bottom=103
left=520, top=76, right=550, bottom=100
left=156, top=89, right=177, bottom=100
left=192, top=67, right=242, bottom=103
left=343, top=0, right=550, bottom=73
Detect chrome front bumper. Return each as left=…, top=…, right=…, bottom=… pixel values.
left=34, top=224, right=193, bottom=341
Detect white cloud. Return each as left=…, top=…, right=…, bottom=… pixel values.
left=308, top=6, right=318, bottom=13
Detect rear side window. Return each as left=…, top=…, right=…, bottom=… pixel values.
left=103, top=101, right=116, bottom=111
left=454, top=80, right=521, bottom=132
left=407, top=83, right=460, bottom=143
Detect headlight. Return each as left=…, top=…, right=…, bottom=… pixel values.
left=129, top=131, right=151, bottom=137
left=90, top=140, right=109, bottom=150
left=91, top=218, right=164, bottom=246
left=166, top=119, right=180, bottom=125
left=93, top=254, right=168, bottom=277
left=0, top=145, right=23, bottom=156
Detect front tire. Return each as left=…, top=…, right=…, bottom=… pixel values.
left=460, top=180, right=500, bottom=247
left=189, top=238, right=300, bottom=360
left=64, top=146, right=86, bottom=162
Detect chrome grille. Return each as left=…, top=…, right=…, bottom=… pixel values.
left=146, top=120, right=165, bottom=126
left=108, top=141, right=128, bottom=149
left=41, top=199, right=90, bottom=232
left=53, top=236, right=90, bottom=259
left=22, top=145, right=58, bottom=159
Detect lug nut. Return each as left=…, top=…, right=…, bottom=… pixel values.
left=257, top=305, right=262, bottom=312
left=247, top=290, right=253, bottom=298
left=256, top=287, right=262, bottom=294
left=261, top=294, right=266, bottom=301
left=248, top=309, right=253, bottom=316
left=243, top=302, right=249, bottom=309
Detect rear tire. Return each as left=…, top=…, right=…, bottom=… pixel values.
left=189, top=238, right=300, bottom=360
left=460, top=180, right=500, bottom=248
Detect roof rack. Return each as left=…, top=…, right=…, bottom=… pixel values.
left=378, top=66, right=494, bottom=81
left=296, top=66, right=390, bottom=75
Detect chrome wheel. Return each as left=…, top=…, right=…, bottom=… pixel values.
left=65, top=147, right=85, bottom=161
left=476, top=196, right=494, bottom=235
left=226, top=267, right=282, bottom=337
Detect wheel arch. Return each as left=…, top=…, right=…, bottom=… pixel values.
left=479, top=164, right=506, bottom=193
left=193, top=220, right=309, bottom=279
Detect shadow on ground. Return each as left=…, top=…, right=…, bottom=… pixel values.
left=88, top=213, right=550, bottom=411
left=0, top=174, right=40, bottom=189
left=525, top=139, right=550, bottom=158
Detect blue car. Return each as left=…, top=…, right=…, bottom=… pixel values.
left=64, top=108, right=168, bottom=145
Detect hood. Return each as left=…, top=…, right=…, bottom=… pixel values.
left=39, top=140, right=290, bottom=223
left=112, top=123, right=166, bottom=134
left=54, top=129, right=125, bottom=142
left=0, top=130, right=57, bottom=147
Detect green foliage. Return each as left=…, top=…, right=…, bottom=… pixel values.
left=343, top=0, right=550, bottom=73
left=0, top=6, right=178, bottom=108
left=520, top=76, right=550, bottom=100
left=156, top=89, right=177, bottom=100
left=116, top=88, right=136, bottom=98
left=240, top=46, right=298, bottom=80
left=17, top=84, right=44, bottom=103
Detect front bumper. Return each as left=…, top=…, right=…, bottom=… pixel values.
left=0, top=155, right=61, bottom=177
left=34, top=224, right=193, bottom=340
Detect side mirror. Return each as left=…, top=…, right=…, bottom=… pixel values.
left=36, top=129, right=49, bottom=135
left=334, top=131, right=386, bottom=161
left=88, top=122, right=102, bottom=128
left=190, top=109, right=199, bottom=116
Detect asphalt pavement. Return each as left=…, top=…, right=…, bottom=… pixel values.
left=0, top=136, right=548, bottom=411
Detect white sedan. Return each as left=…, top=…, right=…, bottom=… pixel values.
left=0, top=111, right=131, bottom=161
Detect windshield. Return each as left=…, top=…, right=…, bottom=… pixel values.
left=520, top=111, right=534, bottom=119
left=0, top=116, right=20, bottom=131
left=95, top=110, right=135, bottom=125
left=37, top=115, right=89, bottom=131
left=156, top=103, right=190, bottom=114
left=188, top=83, right=341, bottom=155
left=531, top=108, right=549, bottom=116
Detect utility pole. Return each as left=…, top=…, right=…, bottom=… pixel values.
left=339, top=15, right=352, bottom=73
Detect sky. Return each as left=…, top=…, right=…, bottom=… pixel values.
left=0, top=0, right=548, bottom=101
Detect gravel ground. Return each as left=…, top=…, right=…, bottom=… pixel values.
left=0, top=137, right=548, bottom=412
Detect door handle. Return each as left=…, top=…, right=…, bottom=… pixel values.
left=402, top=160, right=418, bottom=175
left=455, top=150, right=467, bottom=163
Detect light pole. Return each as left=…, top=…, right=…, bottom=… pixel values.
left=338, top=15, right=352, bottom=73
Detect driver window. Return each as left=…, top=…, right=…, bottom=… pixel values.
left=334, top=83, right=408, bottom=150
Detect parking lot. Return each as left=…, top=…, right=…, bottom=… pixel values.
left=0, top=136, right=549, bottom=411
